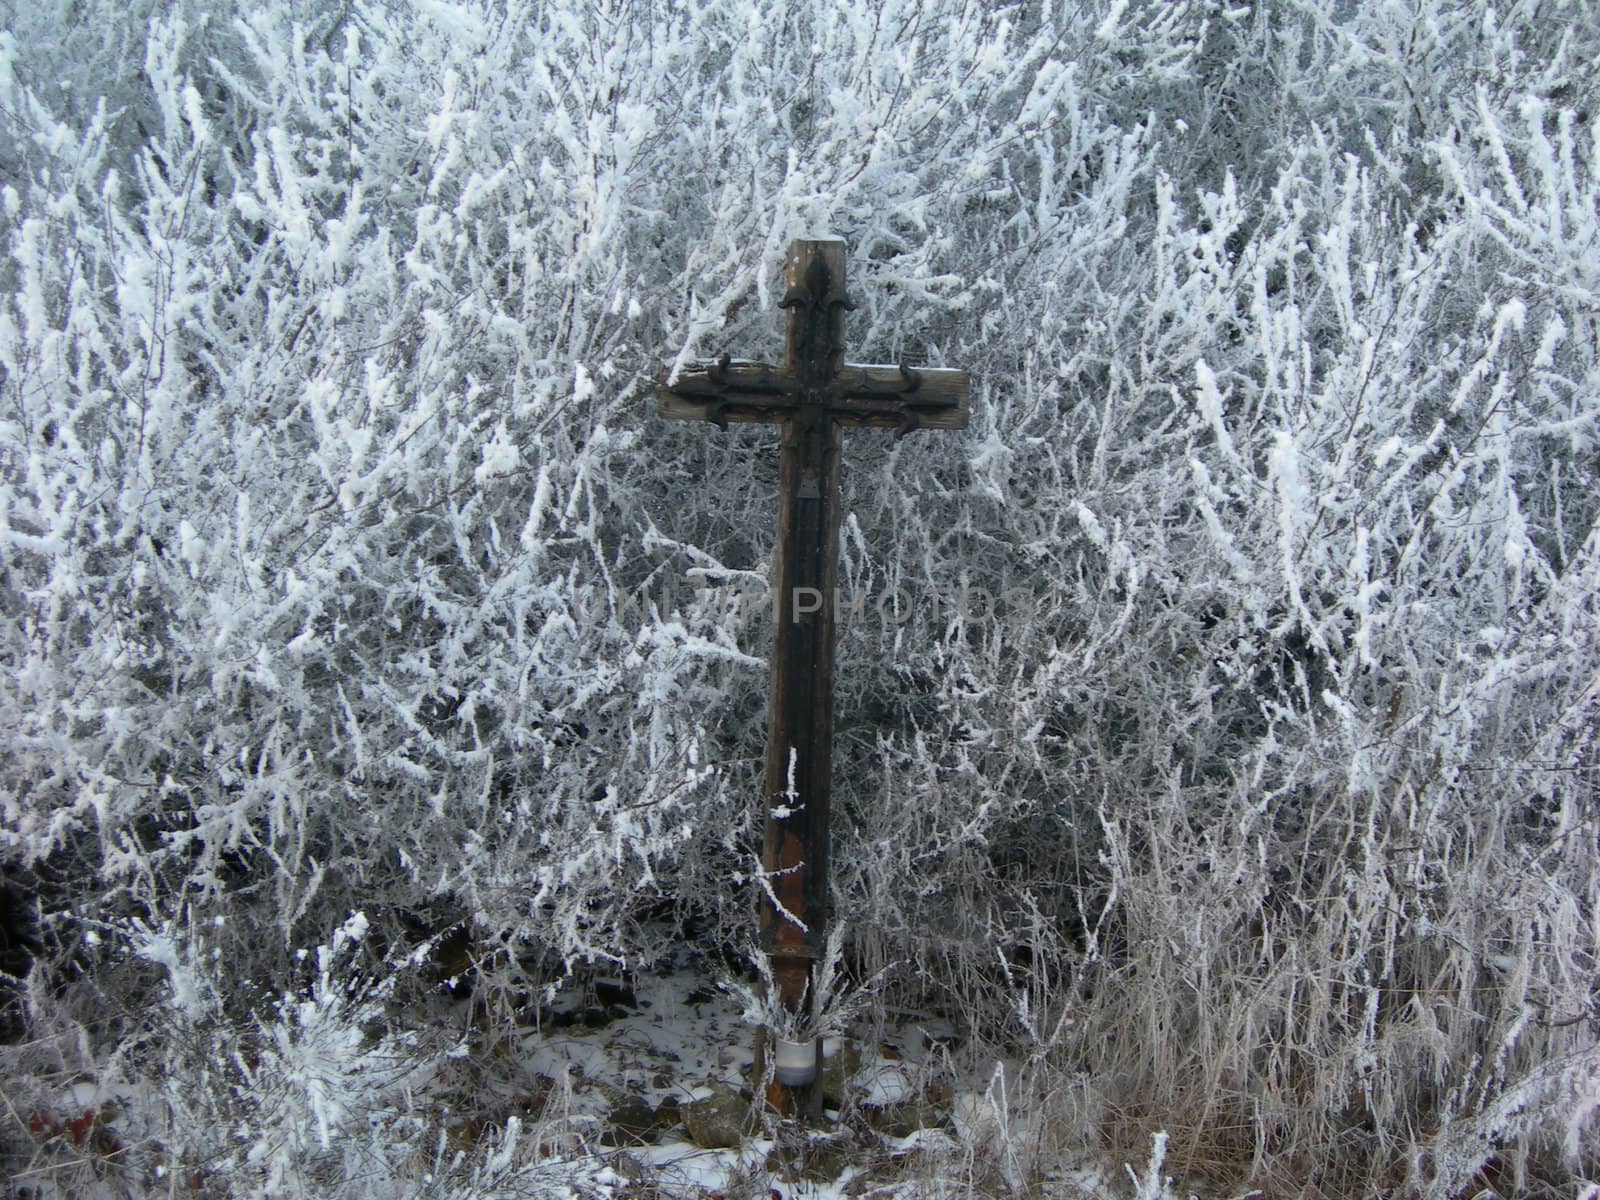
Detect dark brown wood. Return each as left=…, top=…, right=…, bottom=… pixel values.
left=657, top=239, right=971, bottom=1120
left=657, top=243, right=969, bottom=438
left=657, top=362, right=970, bottom=430
left=761, top=398, right=839, bottom=1119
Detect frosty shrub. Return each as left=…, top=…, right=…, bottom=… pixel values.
left=2, top=0, right=1596, bottom=1195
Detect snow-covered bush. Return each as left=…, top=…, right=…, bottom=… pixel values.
left=2, top=0, right=1595, bottom=1195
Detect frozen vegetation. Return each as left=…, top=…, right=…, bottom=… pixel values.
left=1, top=0, right=1597, bottom=1195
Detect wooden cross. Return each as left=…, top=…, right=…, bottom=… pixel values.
left=658, top=240, right=969, bottom=1115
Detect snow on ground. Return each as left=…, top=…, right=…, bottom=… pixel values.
left=6, top=943, right=1137, bottom=1198
left=489, top=948, right=1123, bottom=1199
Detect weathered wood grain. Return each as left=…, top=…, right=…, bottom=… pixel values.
left=656, top=363, right=969, bottom=429
left=655, top=239, right=972, bottom=1120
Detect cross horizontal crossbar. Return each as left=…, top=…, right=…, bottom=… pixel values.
left=658, top=358, right=969, bottom=433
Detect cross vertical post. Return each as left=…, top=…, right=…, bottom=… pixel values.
left=658, top=239, right=970, bottom=1118
left=762, top=243, right=845, bottom=1119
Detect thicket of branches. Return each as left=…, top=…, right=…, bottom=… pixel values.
left=2, top=0, right=1596, bottom=1194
